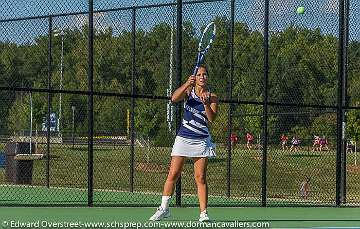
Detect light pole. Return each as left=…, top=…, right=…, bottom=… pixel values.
left=72, top=105, right=75, bottom=149
left=54, top=30, right=64, bottom=137
left=166, top=5, right=175, bottom=133
left=29, top=92, right=33, bottom=154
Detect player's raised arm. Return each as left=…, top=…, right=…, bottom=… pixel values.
left=171, top=75, right=195, bottom=103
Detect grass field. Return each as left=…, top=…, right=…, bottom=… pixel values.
left=0, top=142, right=359, bottom=206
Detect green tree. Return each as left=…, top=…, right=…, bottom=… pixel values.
left=347, top=110, right=360, bottom=141
left=7, top=94, right=30, bottom=134
left=311, top=113, right=337, bottom=139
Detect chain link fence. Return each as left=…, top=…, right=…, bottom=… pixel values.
left=0, top=0, right=359, bottom=207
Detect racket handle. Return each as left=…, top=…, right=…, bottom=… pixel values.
left=193, top=65, right=199, bottom=76
left=193, top=52, right=204, bottom=76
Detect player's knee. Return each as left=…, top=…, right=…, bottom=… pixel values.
left=167, top=171, right=181, bottom=182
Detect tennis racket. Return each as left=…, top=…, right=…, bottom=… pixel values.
left=192, top=22, right=216, bottom=77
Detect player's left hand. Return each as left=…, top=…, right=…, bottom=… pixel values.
left=200, top=92, right=211, bottom=105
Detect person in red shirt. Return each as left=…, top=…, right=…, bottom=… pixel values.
left=230, top=133, right=238, bottom=149
left=280, top=134, right=288, bottom=151
left=246, top=132, right=254, bottom=150
left=319, top=136, right=329, bottom=151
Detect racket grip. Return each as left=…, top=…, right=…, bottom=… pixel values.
left=192, top=65, right=199, bottom=76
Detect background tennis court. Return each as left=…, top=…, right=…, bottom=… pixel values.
left=0, top=143, right=359, bottom=207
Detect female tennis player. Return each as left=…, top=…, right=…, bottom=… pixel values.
left=149, top=65, right=218, bottom=222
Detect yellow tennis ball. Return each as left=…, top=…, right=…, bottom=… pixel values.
left=297, top=6, right=305, bottom=14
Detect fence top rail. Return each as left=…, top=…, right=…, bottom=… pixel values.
left=1, top=86, right=360, bottom=110
left=0, top=0, right=226, bottom=24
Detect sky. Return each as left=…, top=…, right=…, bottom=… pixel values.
left=0, top=0, right=359, bottom=44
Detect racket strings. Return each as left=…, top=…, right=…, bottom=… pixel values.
left=199, top=23, right=216, bottom=51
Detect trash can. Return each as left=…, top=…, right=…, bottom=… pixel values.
left=5, top=142, right=35, bottom=184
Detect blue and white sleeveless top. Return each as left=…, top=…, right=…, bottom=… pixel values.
left=177, top=88, right=209, bottom=139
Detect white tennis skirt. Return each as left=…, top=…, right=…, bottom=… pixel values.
left=171, top=136, right=216, bottom=158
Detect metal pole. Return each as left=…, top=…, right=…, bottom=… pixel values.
left=87, top=0, right=94, bottom=207
left=226, top=0, right=235, bottom=198
left=355, top=142, right=357, bottom=166
left=167, top=6, right=175, bottom=133
left=130, top=7, right=136, bottom=193
left=336, top=0, right=345, bottom=207
left=261, top=0, right=270, bottom=207
left=29, top=92, right=33, bottom=154
left=58, top=34, right=64, bottom=137
left=72, top=106, right=75, bottom=149
left=46, top=16, right=53, bottom=188
left=175, top=0, right=183, bottom=207
left=341, top=0, right=350, bottom=204
left=35, top=123, right=38, bottom=154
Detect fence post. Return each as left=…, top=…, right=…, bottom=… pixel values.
left=226, top=0, right=235, bottom=198
left=46, top=16, right=53, bottom=189
left=175, top=0, right=183, bottom=207
left=130, top=7, right=136, bottom=193
left=88, top=0, right=94, bottom=207
left=261, top=0, right=270, bottom=207
left=341, top=0, right=350, bottom=205
left=336, top=0, right=346, bottom=207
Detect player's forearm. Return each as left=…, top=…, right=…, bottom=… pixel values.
left=171, top=83, right=191, bottom=103
left=204, top=104, right=216, bottom=122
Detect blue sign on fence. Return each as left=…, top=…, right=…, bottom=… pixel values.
left=42, top=113, right=57, bottom=132
left=0, top=153, right=5, bottom=168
